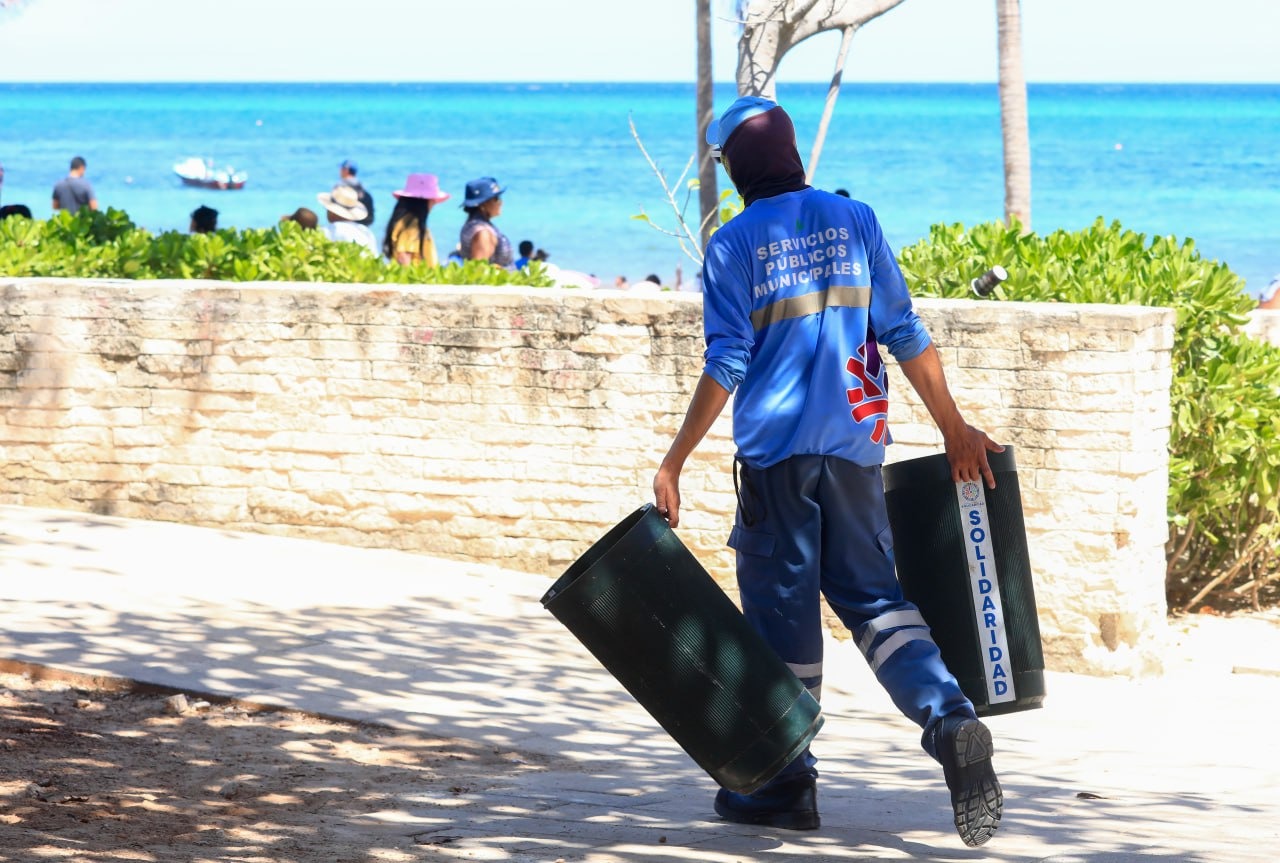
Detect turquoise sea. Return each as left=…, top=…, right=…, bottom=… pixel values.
left=1, top=82, right=1276, bottom=295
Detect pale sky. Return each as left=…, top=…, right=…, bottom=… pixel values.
left=0, top=0, right=1276, bottom=83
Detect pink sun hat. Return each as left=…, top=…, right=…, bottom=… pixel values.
left=393, top=173, right=451, bottom=202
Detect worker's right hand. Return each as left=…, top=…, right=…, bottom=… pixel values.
left=653, top=464, right=682, bottom=529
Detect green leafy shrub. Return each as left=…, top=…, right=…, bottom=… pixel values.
left=899, top=218, right=1280, bottom=610
left=0, top=208, right=554, bottom=288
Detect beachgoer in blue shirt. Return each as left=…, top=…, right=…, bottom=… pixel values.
left=514, top=239, right=535, bottom=270
left=653, top=96, right=1005, bottom=847
left=52, top=156, right=98, bottom=214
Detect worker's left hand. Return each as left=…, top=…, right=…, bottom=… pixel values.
left=944, top=425, right=1005, bottom=489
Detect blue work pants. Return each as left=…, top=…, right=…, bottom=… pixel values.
left=728, top=454, right=975, bottom=785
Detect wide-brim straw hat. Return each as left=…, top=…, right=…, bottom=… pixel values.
left=317, top=184, right=368, bottom=221
left=394, top=173, right=451, bottom=202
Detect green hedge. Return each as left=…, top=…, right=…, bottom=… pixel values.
left=899, top=218, right=1280, bottom=610
left=6, top=210, right=1276, bottom=608
left=0, top=208, right=554, bottom=287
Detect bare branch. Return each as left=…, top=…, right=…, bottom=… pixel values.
left=1179, top=524, right=1267, bottom=612
left=628, top=115, right=706, bottom=266
left=806, top=24, right=857, bottom=183
left=737, top=0, right=908, bottom=99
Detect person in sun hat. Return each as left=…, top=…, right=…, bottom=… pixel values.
left=316, top=183, right=378, bottom=256
left=458, top=176, right=514, bottom=268
left=652, top=95, right=1005, bottom=847
left=382, top=173, right=451, bottom=266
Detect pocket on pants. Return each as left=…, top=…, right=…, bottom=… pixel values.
left=728, top=525, right=776, bottom=558
left=875, top=524, right=894, bottom=557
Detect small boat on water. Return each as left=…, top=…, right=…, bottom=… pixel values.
left=174, top=157, right=247, bottom=190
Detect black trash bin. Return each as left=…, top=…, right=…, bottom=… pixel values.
left=882, top=447, right=1046, bottom=716
left=541, top=504, right=823, bottom=794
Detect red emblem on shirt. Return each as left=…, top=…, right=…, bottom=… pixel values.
left=846, top=343, right=888, bottom=444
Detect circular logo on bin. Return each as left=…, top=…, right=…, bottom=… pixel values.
left=960, top=481, right=981, bottom=503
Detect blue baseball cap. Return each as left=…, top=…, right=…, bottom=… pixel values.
left=705, top=96, right=780, bottom=148
left=340, top=159, right=358, bottom=174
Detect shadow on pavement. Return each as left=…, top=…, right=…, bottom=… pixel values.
left=1, top=505, right=1271, bottom=861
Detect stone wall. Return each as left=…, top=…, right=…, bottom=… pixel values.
left=0, top=278, right=1175, bottom=675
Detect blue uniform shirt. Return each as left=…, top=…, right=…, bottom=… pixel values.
left=701, top=188, right=931, bottom=468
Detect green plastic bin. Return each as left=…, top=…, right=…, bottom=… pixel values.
left=883, top=447, right=1046, bottom=716
left=541, top=504, right=823, bottom=794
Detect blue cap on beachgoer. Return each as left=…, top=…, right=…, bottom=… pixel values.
left=463, top=177, right=506, bottom=208
left=340, top=159, right=358, bottom=174
left=706, top=96, right=779, bottom=148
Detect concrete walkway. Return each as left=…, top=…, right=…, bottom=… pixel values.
left=2, top=503, right=1278, bottom=862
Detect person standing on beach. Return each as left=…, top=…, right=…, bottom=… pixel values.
left=652, top=96, right=1005, bottom=847
left=459, top=177, right=514, bottom=268
left=190, top=205, right=218, bottom=234
left=51, top=156, right=98, bottom=214
left=514, top=240, right=535, bottom=270
left=317, top=184, right=378, bottom=256
left=382, top=173, right=451, bottom=266
left=339, top=159, right=375, bottom=227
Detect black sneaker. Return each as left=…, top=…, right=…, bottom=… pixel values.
left=936, top=715, right=1002, bottom=846
left=714, top=776, right=820, bottom=831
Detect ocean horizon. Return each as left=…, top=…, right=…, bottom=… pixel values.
left=1, top=81, right=1276, bottom=295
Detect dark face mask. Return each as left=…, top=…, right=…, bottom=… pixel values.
left=721, top=106, right=809, bottom=207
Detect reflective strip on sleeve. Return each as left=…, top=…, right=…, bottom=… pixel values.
left=857, top=608, right=930, bottom=655
left=750, top=285, right=871, bottom=331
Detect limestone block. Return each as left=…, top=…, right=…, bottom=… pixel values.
left=14, top=367, right=118, bottom=390
left=1116, top=450, right=1171, bottom=477
left=145, top=390, right=254, bottom=413
left=572, top=325, right=653, bottom=356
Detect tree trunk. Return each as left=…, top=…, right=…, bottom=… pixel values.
left=996, top=0, right=1031, bottom=230
left=697, top=0, right=718, bottom=248
left=736, top=0, right=908, bottom=100
left=806, top=25, right=856, bottom=183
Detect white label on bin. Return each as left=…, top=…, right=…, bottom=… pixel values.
left=955, top=480, right=1015, bottom=705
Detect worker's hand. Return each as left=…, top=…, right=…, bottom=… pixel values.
left=943, top=425, right=1005, bottom=489
left=653, top=463, right=683, bottom=529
